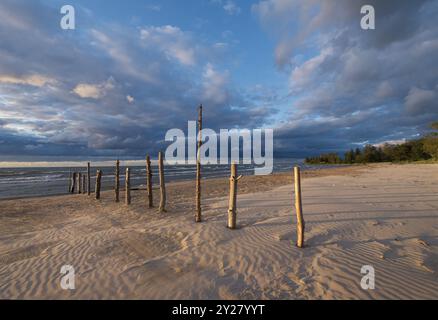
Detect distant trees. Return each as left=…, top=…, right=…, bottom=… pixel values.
left=305, top=122, right=438, bottom=164
left=305, top=153, right=343, bottom=164
left=423, top=121, right=438, bottom=159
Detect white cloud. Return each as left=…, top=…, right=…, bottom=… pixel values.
left=145, top=4, right=161, bottom=12
left=0, top=74, right=55, bottom=87
left=126, top=95, right=135, bottom=103
left=90, top=28, right=156, bottom=84
left=290, top=47, right=333, bottom=90
left=223, top=1, right=241, bottom=15
left=140, top=25, right=196, bottom=66
left=202, top=63, right=230, bottom=104
left=73, top=78, right=115, bottom=99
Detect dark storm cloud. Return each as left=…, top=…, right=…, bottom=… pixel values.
left=254, top=0, right=438, bottom=156
left=0, top=0, right=274, bottom=159
left=1, top=0, right=438, bottom=160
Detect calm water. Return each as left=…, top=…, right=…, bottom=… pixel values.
left=0, top=159, right=334, bottom=200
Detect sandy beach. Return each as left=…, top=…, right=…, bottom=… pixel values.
left=0, top=163, right=437, bottom=299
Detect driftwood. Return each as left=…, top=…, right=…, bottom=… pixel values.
left=82, top=174, right=86, bottom=194
left=87, top=162, right=91, bottom=195
left=78, top=173, right=82, bottom=194
left=158, top=151, right=166, bottom=212
left=71, top=172, right=77, bottom=193
left=68, top=171, right=72, bottom=193
left=195, top=105, right=203, bottom=222
left=294, top=166, right=305, bottom=248
left=228, top=163, right=242, bottom=229
left=95, top=169, right=102, bottom=200
left=115, top=160, right=120, bottom=202
left=146, top=155, right=153, bottom=208
left=125, top=168, right=131, bottom=205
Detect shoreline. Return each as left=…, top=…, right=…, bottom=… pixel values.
left=0, top=164, right=366, bottom=202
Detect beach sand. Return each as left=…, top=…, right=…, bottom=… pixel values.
left=0, top=163, right=437, bottom=299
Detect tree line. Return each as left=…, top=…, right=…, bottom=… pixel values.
left=305, top=122, right=438, bottom=164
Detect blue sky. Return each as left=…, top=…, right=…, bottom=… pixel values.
left=0, top=0, right=437, bottom=161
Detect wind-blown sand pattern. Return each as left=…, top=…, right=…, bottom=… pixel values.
left=0, top=164, right=437, bottom=299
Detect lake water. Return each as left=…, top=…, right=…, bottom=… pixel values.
left=0, top=159, right=334, bottom=200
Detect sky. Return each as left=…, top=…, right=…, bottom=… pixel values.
left=0, top=0, right=437, bottom=162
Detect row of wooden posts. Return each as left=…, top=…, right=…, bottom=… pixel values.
left=67, top=105, right=305, bottom=248
left=68, top=152, right=166, bottom=210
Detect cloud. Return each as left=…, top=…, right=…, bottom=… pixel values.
left=126, top=95, right=135, bottom=104
left=404, top=87, right=437, bottom=115
left=140, top=25, right=196, bottom=66
left=202, top=63, right=230, bottom=105
left=0, top=74, right=55, bottom=87
left=0, top=1, right=268, bottom=159
left=145, top=4, right=161, bottom=12
left=223, top=1, right=241, bottom=15
left=253, top=0, right=438, bottom=155
left=72, top=79, right=115, bottom=99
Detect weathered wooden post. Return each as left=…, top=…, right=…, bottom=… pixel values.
left=78, top=173, right=82, bottom=194
left=82, top=174, right=86, bottom=195
left=71, top=172, right=77, bottom=193
left=95, top=169, right=102, bottom=200
left=228, top=163, right=242, bottom=229
left=158, top=151, right=166, bottom=212
left=146, top=155, right=153, bottom=208
left=294, top=166, right=305, bottom=248
left=115, top=160, right=120, bottom=202
left=87, top=162, right=91, bottom=196
left=125, top=168, right=131, bottom=205
left=68, top=170, right=72, bottom=193
left=195, top=105, right=203, bottom=223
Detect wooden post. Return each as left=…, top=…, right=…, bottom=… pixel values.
left=146, top=155, right=153, bottom=208
left=125, top=168, right=131, bottom=205
left=158, top=151, right=166, bottom=212
left=115, top=160, right=120, bottom=202
left=71, top=172, right=77, bottom=194
left=95, top=169, right=102, bottom=200
left=195, top=105, right=203, bottom=222
left=87, top=162, right=91, bottom=196
left=82, top=174, right=86, bottom=195
left=78, top=173, right=82, bottom=194
left=294, top=166, right=305, bottom=248
left=68, top=170, right=72, bottom=193
left=228, top=163, right=242, bottom=229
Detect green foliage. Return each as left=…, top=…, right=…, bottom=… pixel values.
left=305, top=121, right=438, bottom=164
left=305, top=153, right=343, bottom=164
left=423, top=136, right=438, bottom=159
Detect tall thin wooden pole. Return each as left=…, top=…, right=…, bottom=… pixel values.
left=158, top=151, right=166, bottom=213
left=68, top=170, right=72, bottom=193
left=95, top=169, right=102, bottom=200
left=228, top=163, right=241, bottom=229
left=146, top=155, right=153, bottom=208
left=71, top=172, right=77, bottom=194
left=294, top=166, right=305, bottom=248
left=87, top=162, right=91, bottom=196
left=125, top=168, right=131, bottom=205
left=78, top=173, right=82, bottom=194
left=115, top=160, right=120, bottom=202
left=82, top=174, right=86, bottom=195
left=195, top=105, right=203, bottom=222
